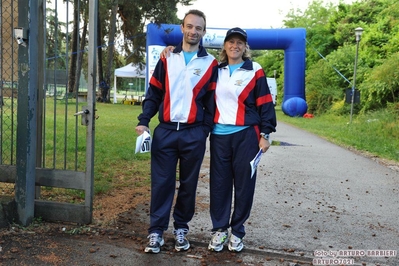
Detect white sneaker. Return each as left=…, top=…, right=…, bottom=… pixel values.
left=208, top=230, right=228, bottom=252
left=228, top=234, right=244, bottom=252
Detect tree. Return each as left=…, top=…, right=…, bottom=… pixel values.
left=284, top=0, right=338, bottom=67
left=98, top=0, right=194, bottom=102
left=360, top=52, right=399, bottom=111
left=116, top=0, right=191, bottom=65
left=46, top=7, right=68, bottom=71
left=49, top=0, right=194, bottom=101
left=306, top=45, right=358, bottom=114
left=68, top=0, right=80, bottom=93
left=279, top=0, right=398, bottom=115
left=103, top=0, right=119, bottom=103
left=73, top=3, right=88, bottom=97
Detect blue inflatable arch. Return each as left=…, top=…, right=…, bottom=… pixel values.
left=146, top=23, right=307, bottom=117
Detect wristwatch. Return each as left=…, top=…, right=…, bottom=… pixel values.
left=260, top=132, right=270, bottom=141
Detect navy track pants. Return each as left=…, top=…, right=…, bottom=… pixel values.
left=148, top=125, right=207, bottom=236
left=209, top=126, right=259, bottom=239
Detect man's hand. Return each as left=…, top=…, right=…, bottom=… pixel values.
left=135, top=125, right=149, bottom=135
left=160, top=46, right=175, bottom=58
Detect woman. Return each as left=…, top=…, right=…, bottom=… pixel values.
left=207, top=27, right=277, bottom=252
left=160, top=27, right=277, bottom=252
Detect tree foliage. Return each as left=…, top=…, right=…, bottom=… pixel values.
left=257, top=0, right=398, bottom=115
left=361, top=52, right=399, bottom=110
left=116, top=0, right=192, bottom=65
left=306, top=45, right=357, bottom=114
left=45, top=7, right=68, bottom=70
left=46, top=0, right=193, bottom=101
left=49, top=0, right=398, bottom=109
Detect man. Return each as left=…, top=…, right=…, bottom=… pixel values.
left=135, top=9, right=218, bottom=254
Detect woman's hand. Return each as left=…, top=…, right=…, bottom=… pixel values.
left=259, top=138, right=270, bottom=153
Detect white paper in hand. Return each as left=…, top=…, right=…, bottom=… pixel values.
left=135, top=131, right=151, bottom=154
left=249, top=149, right=263, bottom=178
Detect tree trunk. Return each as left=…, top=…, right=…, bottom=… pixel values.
left=105, top=0, right=118, bottom=103
left=97, top=9, right=106, bottom=102
left=68, top=0, right=79, bottom=93
left=74, top=11, right=88, bottom=95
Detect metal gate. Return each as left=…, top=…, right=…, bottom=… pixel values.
left=0, top=0, right=98, bottom=226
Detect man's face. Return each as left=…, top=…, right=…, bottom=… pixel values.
left=181, top=14, right=206, bottom=46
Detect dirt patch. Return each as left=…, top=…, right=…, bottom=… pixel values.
left=92, top=185, right=151, bottom=228
left=2, top=165, right=263, bottom=265
left=0, top=188, right=292, bottom=266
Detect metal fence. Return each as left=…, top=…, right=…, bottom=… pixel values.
left=1, top=0, right=93, bottom=225
left=0, top=0, right=18, bottom=196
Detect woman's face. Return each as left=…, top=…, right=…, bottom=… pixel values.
left=224, top=35, right=246, bottom=62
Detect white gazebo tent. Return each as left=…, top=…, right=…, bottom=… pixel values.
left=113, top=63, right=146, bottom=103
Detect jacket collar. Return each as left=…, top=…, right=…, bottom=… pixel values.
left=173, top=42, right=209, bottom=57
left=219, top=59, right=253, bottom=70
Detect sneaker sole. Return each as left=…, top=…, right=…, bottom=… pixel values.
left=144, top=247, right=160, bottom=254
left=208, top=235, right=228, bottom=252
left=228, top=244, right=244, bottom=252
left=175, top=243, right=190, bottom=252
left=208, top=242, right=226, bottom=252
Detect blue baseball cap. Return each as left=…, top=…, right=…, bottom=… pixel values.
left=224, top=27, right=247, bottom=42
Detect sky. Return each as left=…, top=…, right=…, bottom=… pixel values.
left=51, top=0, right=356, bottom=29
left=177, top=0, right=356, bottom=29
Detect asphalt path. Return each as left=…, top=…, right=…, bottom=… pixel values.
left=186, top=121, right=399, bottom=266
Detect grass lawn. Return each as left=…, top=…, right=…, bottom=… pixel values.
left=275, top=106, right=399, bottom=163
left=92, top=103, right=398, bottom=196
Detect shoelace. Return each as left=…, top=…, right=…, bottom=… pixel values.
left=148, top=233, right=160, bottom=245
left=173, top=228, right=188, bottom=243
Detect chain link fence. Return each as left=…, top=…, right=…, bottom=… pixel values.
left=0, top=0, right=18, bottom=197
